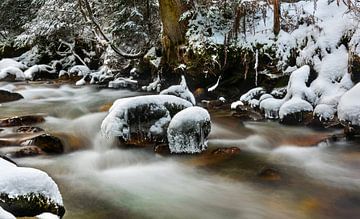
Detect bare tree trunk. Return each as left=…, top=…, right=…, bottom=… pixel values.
left=273, top=0, right=281, bottom=36
left=159, top=0, right=187, bottom=65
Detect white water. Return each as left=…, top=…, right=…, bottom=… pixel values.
left=1, top=82, right=360, bottom=218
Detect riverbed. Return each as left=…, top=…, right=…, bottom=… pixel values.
left=1, top=82, right=360, bottom=219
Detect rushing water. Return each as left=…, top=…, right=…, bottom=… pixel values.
left=1, top=82, right=360, bottom=219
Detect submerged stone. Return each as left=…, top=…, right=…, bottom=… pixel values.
left=0, top=90, right=23, bottom=104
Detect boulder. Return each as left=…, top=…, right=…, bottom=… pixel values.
left=21, top=134, right=64, bottom=154
left=338, top=83, right=360, bottom=137
left=24, top=65, right=57, bottom=80
left=0, top=90, right=23, bottom=104
left=101, top=95, right=193, bottom=145
left=160, top=76, right=196, bottom=105
left=0, top=115, right=45, bottom=127
left=167, top=106, right=211, bottom=154
left=0, top=67, right=25, bottom=81
left=0, top=158, right=65, bottom=217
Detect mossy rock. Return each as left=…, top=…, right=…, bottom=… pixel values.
left=0, top=193, right=65, bottom=218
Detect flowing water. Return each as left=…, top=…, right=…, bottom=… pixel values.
left=1, top=82, right=360, bottom=219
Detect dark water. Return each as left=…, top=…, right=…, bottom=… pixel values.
left=1, top=82, right=360, bottom=219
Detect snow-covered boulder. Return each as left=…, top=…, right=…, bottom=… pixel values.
left=0, top=59, right=26, bottom=71
left=101, top=95, right=193, bottom=145
left=278, top=65, right=315, bottom=124
left=0, top=158, right=65, bottom=217
left=167, top=106, right=211, bottom=154
left=0, top=67, right=25, bottom=81
left=338, top=83, right=360, bottom=134
left=24, top=65, right=57, bottom=80
left=160, top=76, right=196, bottom=105
left=239, top=87, right=266, bottom=104
left=0, top=207, right=15, bottom=219
left=69, top=65, right=91, bottom=77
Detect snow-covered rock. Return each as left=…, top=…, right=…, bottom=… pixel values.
left=0, top=158, right=65, bottom=217
left=338, top=83, right=360, bottom=127
left=0, top=207, right=15, bottom=219
left=160, top=76, right=196, bottom=105
left=24, top=65, right=57, bottom=80
left=69, top=65, right=91, bottom=77
left=239, top=87, right=266, bottom=104
left=101, top=95, right=193, bottom=144
left=0, top=67, right=25, bottom=81
left=167, top=106, right=211, bottom=154
left=0, top=59, right=26, bottom=71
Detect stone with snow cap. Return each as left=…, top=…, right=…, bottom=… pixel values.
left=0, top=158, right=65, bottom=217
left=101, top=95, right=193, bottom=145
left=160, top=76, right=196, bottom=105
left=167, top=106, right=211, bottom=154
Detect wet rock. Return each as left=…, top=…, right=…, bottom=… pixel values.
left=12, top=146, right=44, bottom=158
left=167, top=107, right=211, bottom=154
left=201, top=100, right=226, bottom=110
left=154, top=144, right=170, bottom=155
left=212, top=147, right=241, bottom=156
left=232, top=110, right=264, bottom=121
left=257, top=167, right=281, bottom=181
left=308, top=115, right=342, bottom=129
left=0, top=90, right=23, bottom=104
left=280, top=111, right=313, bottom=126
left=101, top=95, right=192, bottom=145
left=16, top=126, right=44, bottom=133
left=0, top=116, right=45, bottom=127
left=21, top=134, right=64, bottom=154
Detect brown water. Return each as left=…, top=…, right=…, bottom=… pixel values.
left=1, top=82, right=360, bottom=219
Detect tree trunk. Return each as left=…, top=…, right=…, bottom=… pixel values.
left=159, top=0, right=187, bottom=65
left=273, top=0, right=281, bottom=36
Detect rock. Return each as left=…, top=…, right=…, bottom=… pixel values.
left=167, top=106, right=211, bottom=154
left=280, top=110, right=313, bottom=126
left=0, top=115, right=45, bottom=127
left=21, top=134, right=64, bottom=154
left=0, top=90, right=23, bottom=104
left=0, top=158, right=65, bottom=217
left=232, top=110, right=264, bottom=121
left=257, top=167, right=281, bottom=181
left=351, top=54, right=360, bottom=84
left=201, top=100, right=226, bottom=110
left=101, top=95, right=193, bottom=145
left=160, top=76, right=196, bottom=105
left=212, top=147, right=241, bottom=156
left=338, top=83, right=360, bottom=137
left=16, top=126, right=44, bottom=133
left=24, top=65, right=57, bottom=80
left=0, top=67, right=25, bottom=81
left=154, top=144, right=170, bottom=155
left=12, top=146, right=44, bottom=158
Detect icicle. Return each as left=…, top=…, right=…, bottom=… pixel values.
left=254, top=49, right=259, bottom=86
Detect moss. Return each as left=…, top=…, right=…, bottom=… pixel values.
left=0, top=193, right=65, bottom=218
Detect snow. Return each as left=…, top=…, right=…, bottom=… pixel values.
left=0, top=59, right=26, bottom=71
left=260, top=98, right=285, bottom=119
left=36, top=212, right=60, bottom=219
left=75, top=77, right=87, bottom=86
left=0, top=67, right=25, bottom=81
left=0, top=207, right=15, bottom=219
left=239, top=87, right=266, bottom=104
left=208, top=76, right=221, bottom=92
left=108, top=77, right=138, bottom=89
left=279, top=97, right=313, bottom=119
left=231, top=100, right=244, bottom=110
left=167, top=106, right=211, bottom=154
left=338, top=83, right=360, bottom=126
left=0, top=158, right=63, bottom=206
left=24, top=65, right=56, bottom=80
left=101, top=95, right=193, bottom=138
left=160, top=76, right=196, bottom=105
left=142, top=75, right=161, bottom=92
left=69, top=65, right=91, bottom=76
